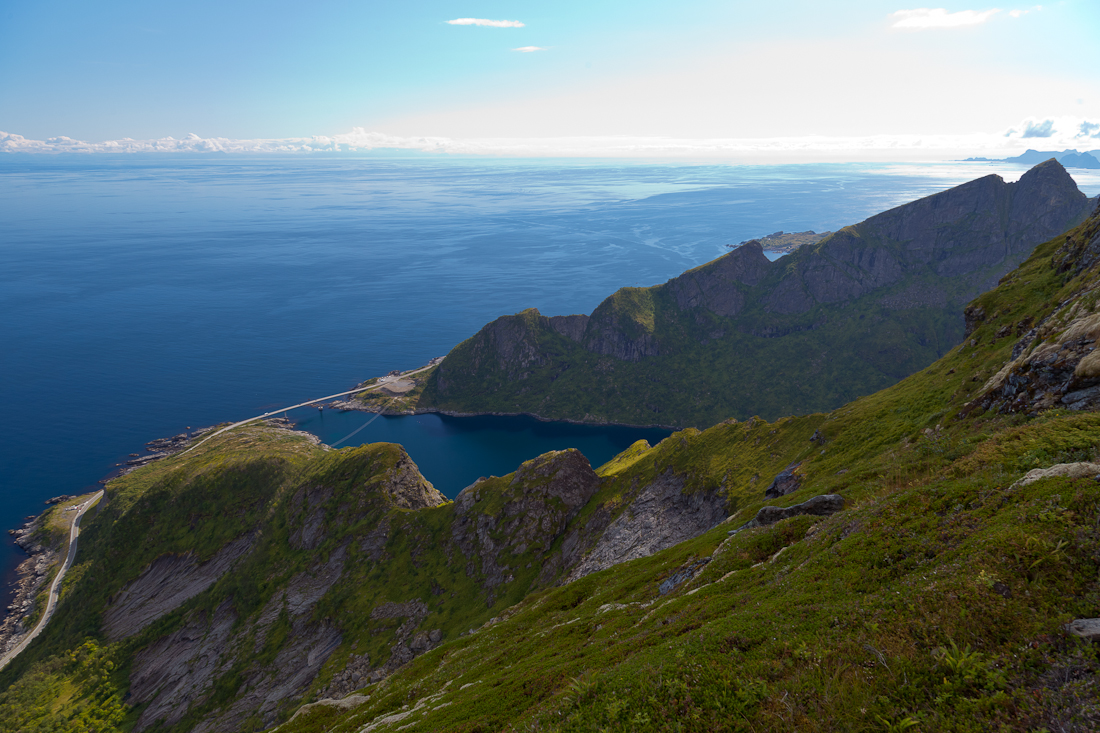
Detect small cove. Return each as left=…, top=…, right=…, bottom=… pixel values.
left=289, top=409, right=672, bottom=498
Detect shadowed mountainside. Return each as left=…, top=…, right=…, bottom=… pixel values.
left=404, top=160, right=1096, bottom=428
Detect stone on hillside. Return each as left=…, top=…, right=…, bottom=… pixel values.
left=1065, top=618, right=1100, bottom=641
left=730, top=494, right=845, bottom=535
left=764, top=462, right=803, bottom=499
left=1010, top=462, right=1100, bottom=489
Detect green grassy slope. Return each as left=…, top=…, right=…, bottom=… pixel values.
left=274, top=206, right=1100, bottom=732
left=0, top=429, right=608, bottom=732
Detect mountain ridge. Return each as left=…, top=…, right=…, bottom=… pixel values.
left=378, top=160, right=1096, bottom=428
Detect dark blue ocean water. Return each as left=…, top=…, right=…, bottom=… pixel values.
left=3, top=155, right=1095, bottom=606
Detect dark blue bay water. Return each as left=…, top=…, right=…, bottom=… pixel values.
left=293, top=409, right=672, bottom=496
left=3, top=154, right=1096, bottom=606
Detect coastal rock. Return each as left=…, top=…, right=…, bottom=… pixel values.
left=419, top=161, right=1095, bottom=427
left=549, top=314, right=590, bottom=342
left=668, top=241, right=771, bottom=317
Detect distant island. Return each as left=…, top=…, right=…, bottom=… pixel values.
left=727, top=229, right=832, bottom=254
left=966, top=148, right=1100, bottom=169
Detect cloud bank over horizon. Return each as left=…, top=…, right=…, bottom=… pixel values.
left=445, top=18, right=524, bottom=28
left=3, top=118, right=1099, bottom=162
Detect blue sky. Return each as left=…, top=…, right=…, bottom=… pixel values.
left=1, top=1, right=1098, bottom=159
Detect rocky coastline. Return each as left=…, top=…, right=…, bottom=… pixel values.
left=0, top=421, right=231, bottom=657
left=0, top=513, right=61, bottom=657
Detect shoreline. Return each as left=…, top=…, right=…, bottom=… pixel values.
left=325, top=399, right=684, bottom=433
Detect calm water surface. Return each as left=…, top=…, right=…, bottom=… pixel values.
left=3, top=155, right=1096, bottom=605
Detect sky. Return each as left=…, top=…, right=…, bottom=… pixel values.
left=1, top=0, right=1099, bottom=160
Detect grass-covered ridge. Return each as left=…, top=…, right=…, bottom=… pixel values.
left=272, top=205, right=1100, bottom=732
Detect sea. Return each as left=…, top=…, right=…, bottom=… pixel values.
left=3, top=154, right=1098, bottom=607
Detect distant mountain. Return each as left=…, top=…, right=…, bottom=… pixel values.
left=967, top=149, right=1100, bottom=169
left=409, top=160, right=1097, bottom=428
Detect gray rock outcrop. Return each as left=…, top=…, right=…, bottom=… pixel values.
left=453, top=449, right=600, bottom=604
left=1010, top=462, right=1100, bottom=489
left=763, top=462, right=803, bottom=499
left=731, top=494, right=845, bottom=535
left=1066, top=618, right=1100, bottom=641
left=565, top=471, right=729, bottom=581
left=103, top=534, right=255, bottom=641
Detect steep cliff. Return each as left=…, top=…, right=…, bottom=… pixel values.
left=413, top=160, right=1096, bottom=427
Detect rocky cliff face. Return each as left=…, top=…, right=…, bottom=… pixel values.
left=965, top=202, right=1100, bottom=416
left=418, top=161, right=1096, bottom=427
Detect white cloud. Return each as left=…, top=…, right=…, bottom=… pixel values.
left=1001, top=116, right=1100, bottom=146
left=1, top=127, right=1085, bottom=162
left=891, top=8, right=1001, bottom=29
left=1020, top=118, right=1054, bottom=137
left=512, top=46, right=547, bottom=53
left=1009, top=5, right=1041, bottom=18
left=445, top=18, right=524, bottom=28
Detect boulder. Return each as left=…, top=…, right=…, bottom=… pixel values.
left=764, top=462, right=803, bottom=499
left=1010, top=462, right=1100, bottom=489
left=1066, top=618, right=1100, bottom=641
left=730, top=494, right=845, bottom=535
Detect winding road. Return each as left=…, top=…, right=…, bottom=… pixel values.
left=0, top=490, right=103, bottom=671
left=0, top=364, right=436, bottom=671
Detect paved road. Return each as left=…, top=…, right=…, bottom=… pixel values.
left=180, top=364, right=436, bottom=457
left=0, top=490, right=103, bottom=671
left=0, top=367, right=436, bottom=670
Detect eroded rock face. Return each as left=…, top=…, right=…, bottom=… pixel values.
left=103, top=534, right=254, bottom=641
left=380, top=455, right=447, bottom=510
left=549, top=314, right=590, bottom=342
left=128, top=547, right=349, bottom=733
left=565, top=471, right=729, bottom=581
left=966, top=207, right=1100, bottom=416
left=119, top=446, right=445, bottom=732
left=452, top=449, right=600, bottom=604
left=669, top=241, right=771, bottom=317
left=129, top=601, right=239, bottom=731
